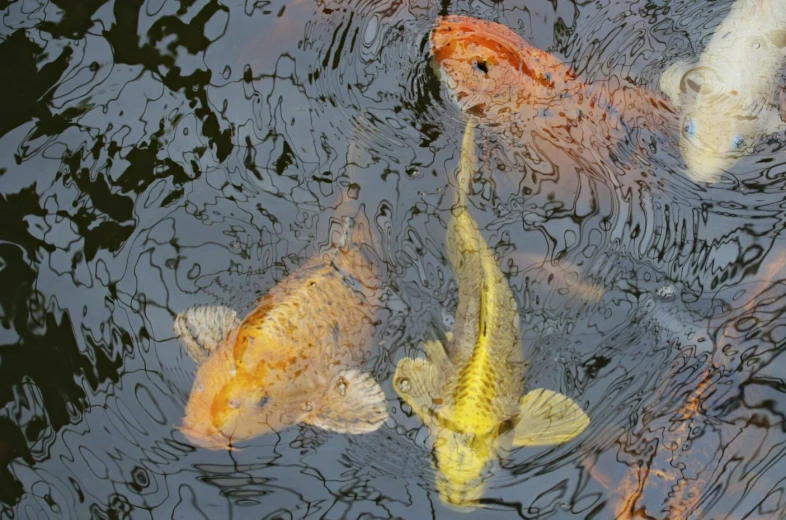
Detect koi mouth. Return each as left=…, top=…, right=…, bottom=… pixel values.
left=178, top=425, right=237, bottom=451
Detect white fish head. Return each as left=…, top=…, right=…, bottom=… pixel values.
left=679, top=105, right=759, bottom=182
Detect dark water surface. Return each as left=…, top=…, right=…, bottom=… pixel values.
left=2, top=0, right=786, bottom=518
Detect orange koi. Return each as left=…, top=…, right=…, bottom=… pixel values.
left=430, top=15, right=677, bottom=153
left=174, top=210, right=388, bottom=449
left=588, top=256, right=786, bottom=517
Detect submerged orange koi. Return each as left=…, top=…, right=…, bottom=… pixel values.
left=430, top=15, right=676, bottom=150
left=174, top=211, right=388, bottom=449
left=586, top=258, right=786, bottom=517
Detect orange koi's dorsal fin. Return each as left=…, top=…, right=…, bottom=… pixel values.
left=325, top=203, right=374, bottom=258
left=323, top=203, right=381, bottom=294
left=328, top=214, right=356, bottom=265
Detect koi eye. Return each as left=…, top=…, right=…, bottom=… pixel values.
left=229, top=398, right=241, bottom=409
left=731, top=135, right=745, bottom=149
left=683, top=120, right=696, bottom=137
left=258, top=395, right=269, bottom=408
left=473, top=60, right=489, bottom=74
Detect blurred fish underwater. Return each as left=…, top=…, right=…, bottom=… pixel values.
left=660, top=0, right=786, bottom=183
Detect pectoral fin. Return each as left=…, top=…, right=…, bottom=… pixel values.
left=512, top=389, right=590, bottom=447
left=174, top=305, right=240, bottom=364
left=393, top=355, right=442, bottom=425
left=304, top=369, right=388, bottom=434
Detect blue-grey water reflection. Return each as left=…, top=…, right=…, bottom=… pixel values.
left=2, top=0, right=786, bottom=517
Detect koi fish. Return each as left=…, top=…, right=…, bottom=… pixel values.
left=511, top=251, right=605, bottom=304
left=430, top=16, right=577, bottom=120
left=429, top=15, right=677, bottom=156
left=174, top=210, right=388, bottom=449
left=591, top=258, right=786, bottom=517
left=659, top=0, right=786, bottom=182
left=393, top=119, right=590, bottom=507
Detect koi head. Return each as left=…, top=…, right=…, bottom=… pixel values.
left=663, top=62, right=761, bottom=182
left=179, top=340, right=304, bottom=449
left=430, top=15, right=572, bottom=120
left=679, top=108, right=757, bottom=182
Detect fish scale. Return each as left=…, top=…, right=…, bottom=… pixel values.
left=452, top=346, right=498, bottom=432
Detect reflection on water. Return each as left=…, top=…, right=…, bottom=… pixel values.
left=1, top=0, right=786, bottom=517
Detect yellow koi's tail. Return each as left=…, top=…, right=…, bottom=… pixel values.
left=455, top=118, right=478, bottom=210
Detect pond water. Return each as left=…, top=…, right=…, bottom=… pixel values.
left=2, top=0, right=786, bottom=518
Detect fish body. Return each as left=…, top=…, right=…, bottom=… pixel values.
left=429, top=15, right=675, bottom=153
left=175, top=213, right=388, bottom=449
left=393, top=120, right=590, bottom=507
left=659, top=0, right=786, bottom=181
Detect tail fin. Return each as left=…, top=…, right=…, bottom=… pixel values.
left=325, top=203, right=382, bottom=297
left=329, top=203, right=376, bottom=255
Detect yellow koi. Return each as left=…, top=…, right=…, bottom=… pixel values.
left=393, top=119, right=590, bottom=507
